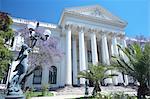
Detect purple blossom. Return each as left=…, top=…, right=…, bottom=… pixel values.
left=17, top=25, right=64, bottom=67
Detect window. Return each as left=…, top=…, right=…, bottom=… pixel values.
left=33, top=68, right=42, bottom=84
left=49, top=66, right=57, bottom=84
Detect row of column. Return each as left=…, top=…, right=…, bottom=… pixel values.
left=65, top=25, right=128, bottom=86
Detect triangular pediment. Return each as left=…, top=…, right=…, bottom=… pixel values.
left=64, top=5, right=126, bottom=24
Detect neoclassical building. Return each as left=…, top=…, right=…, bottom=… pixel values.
left=9, top=5, right=132, bottom=89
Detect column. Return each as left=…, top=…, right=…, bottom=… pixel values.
left=85, top=40, right=88, bottom=72
left=60, top=36, right=65, bottom=86
left=79, top=28, right=86, bottom=85
left=111, top=37, right=119, bottom=85
left=114, top=37, right=119, bottom=56
left=90, top=32, right=98, bottom=65
left=101, top=33, right=113, bottom=85
left=72, top=36, right=78, bottom=85
left=65, top=25, right=72, bottom=85
left=114, top=37, right=124, bottom=85
left=122, top=39, right=129, bottom=86
left=111, top=39, right=118, bottom=85
left=101, top=34, right=110, bottom=65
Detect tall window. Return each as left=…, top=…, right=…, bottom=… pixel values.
left=33, top=68, right=42, bottom=84
left=49, top=66, right=57, bottom=84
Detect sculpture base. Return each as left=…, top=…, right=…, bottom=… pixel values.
left=5, top=95, right=25, bottom=99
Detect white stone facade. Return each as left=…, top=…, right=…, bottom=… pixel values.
left=10, top=5, right=131, bottom=89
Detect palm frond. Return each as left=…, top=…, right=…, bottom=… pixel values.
left=113, top=43, right=150, bottom=85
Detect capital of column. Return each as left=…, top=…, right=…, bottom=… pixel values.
left=100, top=30, right=111, bottom=37
left=88, top=28, right=98, bottom=33
left=77, top=26, right=85, bottom=33
left=118, top=32, right=125, bottom=38
left=64, top=24, right=73, bottom=30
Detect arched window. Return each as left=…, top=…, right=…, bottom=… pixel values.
left=33, top=68, right=42, bottom=84
left=49, top=66, right=57, bottom=84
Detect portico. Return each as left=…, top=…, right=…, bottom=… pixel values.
left=59, top=5, right=128, bottom=86
left=63, top=28, right=127, bottom=86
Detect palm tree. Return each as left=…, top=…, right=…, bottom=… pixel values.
left=78, top=64, right=115, bottom=96
left=112, top=43, right=150, bottom=99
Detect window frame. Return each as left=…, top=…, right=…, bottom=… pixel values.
left=33, top=68, right=42, bottom=84
left=49, top=66, right=57, bottom=84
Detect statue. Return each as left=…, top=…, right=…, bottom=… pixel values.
left=7, top=44, right=31, bottom=96
left=6, top=22, right=51, bottom=99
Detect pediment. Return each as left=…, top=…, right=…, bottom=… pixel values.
left=64, top=5, right=126, bottom=24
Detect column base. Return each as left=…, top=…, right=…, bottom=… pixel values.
left=65, top=84, right=72, bottom=86
left=5, top=95, right=25, bottom=99
left=104, top=83, right=114, bottom=86
left=118, top=83, right=125, bottom=86
left=72, top=84, right=80, bottom=87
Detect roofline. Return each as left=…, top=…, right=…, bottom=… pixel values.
left=58, top=10, right=65, bottom=25
left=63, top=5, right=127, bottom=24
left=12, top=17, right=58, bottom=29
left=59, top=5, right=127, bottom=28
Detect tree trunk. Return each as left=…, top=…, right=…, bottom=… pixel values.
left=92, top=81, right=101, bottom=96
left=148, top=75, right=150, bottom=87
left=137, top=83, right=148, bottom=99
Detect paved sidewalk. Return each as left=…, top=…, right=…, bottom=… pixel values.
left=31, top=95, right=85, bottom=99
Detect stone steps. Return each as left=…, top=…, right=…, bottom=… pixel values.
left=55, top=86, right=137, bottom=96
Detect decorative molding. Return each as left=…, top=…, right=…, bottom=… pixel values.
left=62, top=5, right=127, bottom=28
left=76, top=26, right=85, bottom=32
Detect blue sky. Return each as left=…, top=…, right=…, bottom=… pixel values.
left=0, top=0, right=150, bottom=38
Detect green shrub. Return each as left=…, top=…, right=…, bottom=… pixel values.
left=41, top=84, right=48, bottom=96
left=91, top=92, right=138, bottom=99
left=25, top=89, right=31, bottom=99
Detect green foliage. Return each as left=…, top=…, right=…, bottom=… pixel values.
left=41, top=84, right=49, bottom=96
left=0, top=12, right=14, bottom=80
left=25, top=90, right=31, bottom=99
left=78, top=64, right=116, bottom=95
left=113, top=43, right=150, bottom=84
left=112, top=43, right=150, bottom=98
left=78, top=92, right=139, bottom=99
left=95, top=92, right=138, bottom=99
left=25, top=89, right=53, bottom=99
left=78, top=64, right=115, bottom=83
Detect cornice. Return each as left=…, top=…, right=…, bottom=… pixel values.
left=61, top=5, right=127, bottom=28
left=64, top=11, right=127, bottom=28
